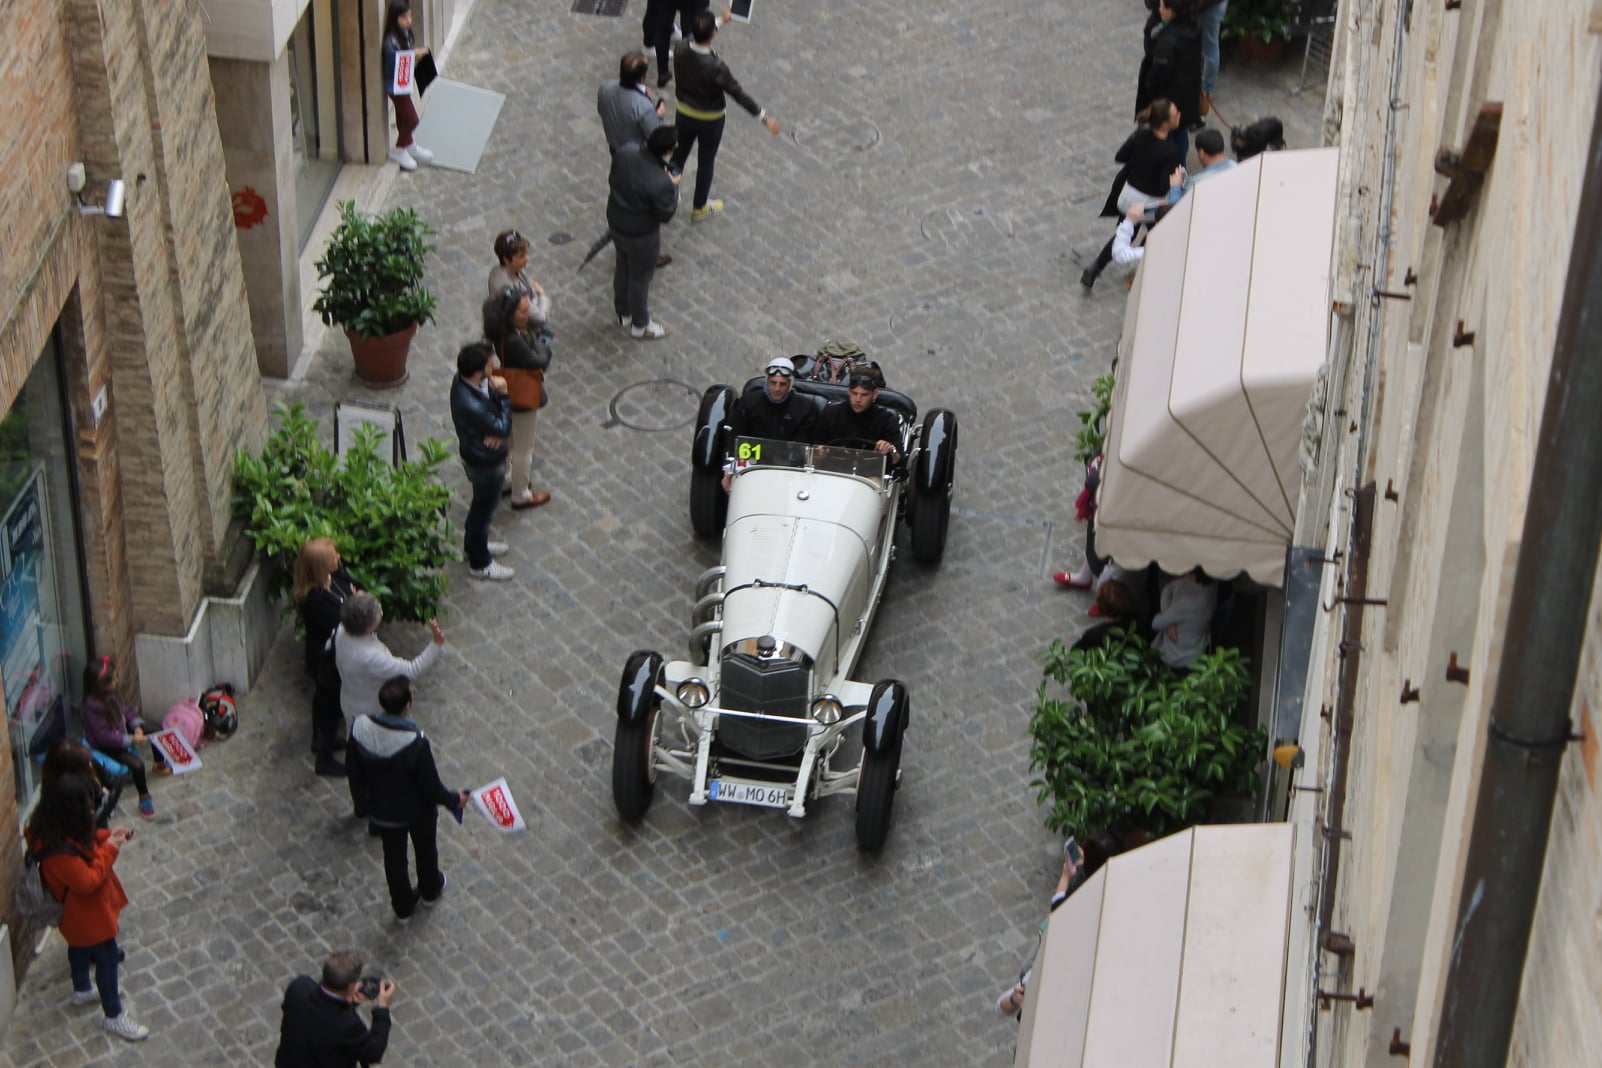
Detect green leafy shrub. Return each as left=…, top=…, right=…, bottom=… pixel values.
left=1074, top=373, right=1115, bottom=467
left=1028, top=628, right=1266, bottom=840
left=1222, top=0, right=1292, bottom=43
left=312, top=201, right=439, bottom=339
left=233, top=402, right=456, bottom=623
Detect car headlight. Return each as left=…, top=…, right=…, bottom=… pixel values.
left=810, top=694, right=842, bottom=725
left=676, top=678, right=710, bottom=708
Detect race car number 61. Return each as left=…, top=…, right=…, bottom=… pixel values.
left=737, top=442, right=762, bottom=461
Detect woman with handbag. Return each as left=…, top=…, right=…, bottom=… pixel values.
left=294, top=538, right=360, bottom=775
left=482, top=289, right=552, bottom=509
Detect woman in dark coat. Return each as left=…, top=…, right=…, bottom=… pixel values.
left=294, top=537, right=359, bottom=775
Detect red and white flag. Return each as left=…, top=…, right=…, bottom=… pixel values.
left=391, top=49, right=415, bottom=95
left=471, top=777, right=525, bottom=833
left=151, top=729, right=202, bottom=774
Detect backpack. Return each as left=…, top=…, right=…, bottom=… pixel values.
left=199, top=684, right=238, bottom=738
left=163, top=699, right=208, bottom=749
left=14, top=843, right=80, bottom=928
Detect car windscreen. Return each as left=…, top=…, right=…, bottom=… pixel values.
left=732, top=436, right=886, bottom=482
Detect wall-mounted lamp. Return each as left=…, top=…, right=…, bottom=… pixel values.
left=67, top=163, right=126, bottom=218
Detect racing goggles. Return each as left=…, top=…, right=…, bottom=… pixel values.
left=764, top=364, right=794, bottom=378
left=846, top=372, right=881, bottom=390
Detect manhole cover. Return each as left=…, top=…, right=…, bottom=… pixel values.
left=888, top=298, right=984, bottom=354
left=919, top=205, right=1015, bottom=252
left=790, top=115, right=881, bottom=156
left=604, top=379, right=698, bottom=432
left=548, top=231, right=573, bottom=245
left=571, top=0, right=627, bottom=14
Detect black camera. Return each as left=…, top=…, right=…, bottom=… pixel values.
left=358, top=976, right=385, bottom=1001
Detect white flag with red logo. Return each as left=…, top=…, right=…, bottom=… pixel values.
left=151, top=729, right=203, bottom=774
left=471, top=777, right=526, bottom=833
left=391, top=49, right=416, bottom=95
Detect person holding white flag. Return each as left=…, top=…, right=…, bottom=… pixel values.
left=381, top=0, right=433, bottom=171
left=347, top=677, right=468, bottom=923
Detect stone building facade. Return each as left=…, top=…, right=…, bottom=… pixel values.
left=0, top=0, right=267, bottom=979
left=1284, top=0, right=1602, bottom=1064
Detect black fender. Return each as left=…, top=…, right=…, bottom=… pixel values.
left=617, top=650, right=664, bottom=724
left=862, top=679, right=909, bottom=756
left=692, top=385, right=737, bottom=472
left=915, top=409, right=958, bottom=495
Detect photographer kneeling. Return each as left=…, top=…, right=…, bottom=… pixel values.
left=275, top=949, right=395, bottom=1067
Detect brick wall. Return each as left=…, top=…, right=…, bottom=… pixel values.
left=0, top=0, right=267, bottom=981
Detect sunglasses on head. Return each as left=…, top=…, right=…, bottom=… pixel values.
left=765, top=365, right=794, bottom=378
left=847, top=373, right=879, bottom=390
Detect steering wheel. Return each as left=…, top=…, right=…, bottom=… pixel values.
left=825, top=436, right=884, bottom=451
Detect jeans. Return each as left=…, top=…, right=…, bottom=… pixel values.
left=1199, top=1, right=1228, bottom=95
left=463, top=461, right=506, bottom=570
left=642, top=0, right=675, bottom=80
left=379, top=816, right=443, bottom=918
left=669, top=111, right=726, bottom=211
left=612, top=229, right=662, bottom=328
left=68, top=938, right=123, bottom=1018
left=390, top=94, right=419, bottom=148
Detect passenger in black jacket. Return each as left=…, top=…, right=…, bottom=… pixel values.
left=1082, top=101, right=1185, bottom=290
left=449, top=342, right=515, bottom=580
left=609, top=126, right=682, bottom=339
left=722, top=356, right=817, bottom=490
left=274, top=950, right=394, bottom=1068
left=348, top=677, right=468, bottom=921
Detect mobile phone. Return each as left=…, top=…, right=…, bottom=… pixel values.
left=1064, top=837, right=1083, bottom=867
left=729, top=0, right=753, bottom=22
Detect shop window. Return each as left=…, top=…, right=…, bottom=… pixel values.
left=290, top=0, right=343, bottom=247
left=4, top=333, right=90, bottom=823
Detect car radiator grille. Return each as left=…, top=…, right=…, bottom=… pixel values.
left=718, top=652, right=810, bottom=760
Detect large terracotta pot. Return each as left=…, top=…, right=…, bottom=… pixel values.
left=1235, top=35, right=1289, bottom=65
left=345, top=322, right=418, bottom=388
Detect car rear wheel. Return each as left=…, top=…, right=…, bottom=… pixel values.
left=909, top=485, right=951, bottom=563
left=855, top=736, right=901, bottom=853
left=909, top=409, right=957, bottom=563
left=690, top=465, right=727, bottom=539
left=612, top=710, right=658, bottom=822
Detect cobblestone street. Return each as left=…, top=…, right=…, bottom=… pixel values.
left=5, top=0, right=1321, bottom=1063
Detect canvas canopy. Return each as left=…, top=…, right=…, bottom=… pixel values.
left=1095, top=148, right=1339, bottom=587
left=1014, top=824, right=1296, bottom=1068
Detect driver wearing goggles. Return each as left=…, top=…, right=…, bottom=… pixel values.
left=722, top=356, right=818, bottom=490
left=809, top=364, right=903, bottom=461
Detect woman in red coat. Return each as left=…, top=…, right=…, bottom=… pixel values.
left=25, top=774, right=149, bottom=1041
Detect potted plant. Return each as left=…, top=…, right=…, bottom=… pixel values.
left=1222, top=0, right=1292, bottom=65
left=312, top=200, right=439, bottom=387
left=1028, top=629, right=1267, bottom=842
left=1074, top=373, right=1115, bottom=467
left=233, top=402, right=456, bottom=622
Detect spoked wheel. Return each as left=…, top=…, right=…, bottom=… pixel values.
left=855, top=737, right=901, bottom=853
left=612, top=708, right=659, bottom=822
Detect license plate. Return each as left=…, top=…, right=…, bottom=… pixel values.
left=708, top=780, right=791, bottom=808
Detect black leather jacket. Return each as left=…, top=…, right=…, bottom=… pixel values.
left=449, top=374, right=512, bottom=468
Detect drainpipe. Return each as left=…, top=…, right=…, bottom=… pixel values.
left=1431, top=87, right=1602, bottom=1068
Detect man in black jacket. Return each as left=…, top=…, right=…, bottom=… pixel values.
left=810, top=367, right=904, bottom=460
left=609, top=125, right=682, bottom=339
left=721, top=356, right=817, bottom=490
left=448, top=342, right=514, bottom=581
left=1137, top=0, right=1203, bottom=161
left=348, top=676, right=469, bottom=922
left=274, top=950, right=394, bottom=1067
left=670, top=7, right=781, bottom=223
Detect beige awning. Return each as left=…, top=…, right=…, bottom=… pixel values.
left=1095, top=148, right=1339, bottom=587
left=1015, top=824, right=1296, bottom=1068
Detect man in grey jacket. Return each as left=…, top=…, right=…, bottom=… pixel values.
left=598, top=51, right=665, bottom=154
left=607, top=125, right=681, bottom=339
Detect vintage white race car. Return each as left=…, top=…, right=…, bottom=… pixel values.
left=611, top=370, right=958, bottom=850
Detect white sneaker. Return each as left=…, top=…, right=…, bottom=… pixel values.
left=387, top=146, right=417, bottom=171
left=408, top=143, right=434, bottom=164
left=469, top=561, right=515, bottom=581
left=619, top=314, right=632, bottom=330
left=486, top=541, right=510, bottom=557
left=103, top=1013, right=149, bottom=1042
left=70, top=989, right=99, bottom=1007
left=631, top=321, right=669, bottom=340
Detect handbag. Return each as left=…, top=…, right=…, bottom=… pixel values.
left=502, top=366, right=545, bottom=411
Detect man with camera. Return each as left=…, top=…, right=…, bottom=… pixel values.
left=275, top=949, right=394, bottom=1067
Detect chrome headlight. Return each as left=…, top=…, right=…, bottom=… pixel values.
left=676, top=678, right=710, bottom=708
left=810, top=694, right=842, bottom=725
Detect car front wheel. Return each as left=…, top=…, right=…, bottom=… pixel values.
left=855, top=737, right=901, bottom=853
left=612, top=711, right=658, bottom=822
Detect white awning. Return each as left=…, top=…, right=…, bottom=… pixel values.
left=1096, top=148, right=1339, bottom=587
left=1015, top=824, right=1296, bottom=1068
